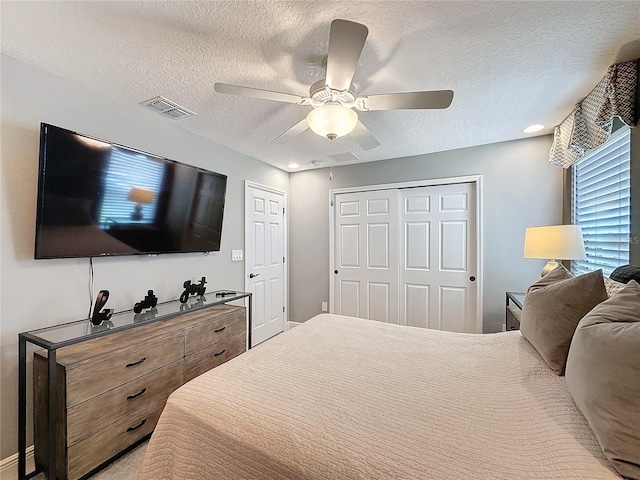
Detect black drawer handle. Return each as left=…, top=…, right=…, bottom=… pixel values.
left=214, top=349, right=226, bottom=357
left=126, top=387, right=147, bottom=400
left=126, top=418, right=147, bottom=432
left=125, top=357, right=146, bottom=368
left=214, top=326, right=226, bottom=333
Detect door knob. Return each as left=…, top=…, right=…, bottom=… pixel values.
left=334, top=270, right=339, bottom=274
left=249, top=273, right=260, bottom=279
left=469, top=276, right=476, bottom=282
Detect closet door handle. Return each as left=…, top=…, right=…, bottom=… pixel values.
left=125, top=357, right=146, bottom=368
left=214, top=326, right=226, bottom=333
left=126, top=388, right=147, bottom=400
left=214, top=349, right=226, bottom=357
left=126, top=418, right=147, bottom=432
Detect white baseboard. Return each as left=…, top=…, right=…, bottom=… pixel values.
left=285, top=321, right=301, bottom=330
left=1, top=445, right=35, bottom=480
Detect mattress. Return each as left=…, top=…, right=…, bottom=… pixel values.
left=138, top=314, right=621, bottom=479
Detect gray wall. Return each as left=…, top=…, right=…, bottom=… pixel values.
left=0, top=54, right=288, bottom=459
left=289, top=135, right=562, bottom=332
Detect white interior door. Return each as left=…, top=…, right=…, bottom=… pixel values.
left=245, top=183, right=286, bottom=347
left=399, top=183, right=477, bottom=333
left=333, top=190, right=399, bottom=323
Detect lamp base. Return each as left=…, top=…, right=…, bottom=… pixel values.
left=131, top=204, right=143, bottom=221
left=541, top=260, right=559, bottom=277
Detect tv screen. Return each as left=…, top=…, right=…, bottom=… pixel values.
left=35, top=123, right=227, bottom=259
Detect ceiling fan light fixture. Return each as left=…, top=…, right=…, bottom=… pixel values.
left=307, top=104, right=358, bottom=140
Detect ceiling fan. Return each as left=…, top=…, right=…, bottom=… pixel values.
left=214, top=19, right=454, bottom=151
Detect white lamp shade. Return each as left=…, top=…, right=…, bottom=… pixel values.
left=127, top=187, right=154, bottom=204
left=524, top=225, right=586, bottom=260
left=307, top=105, right=358, bottom=139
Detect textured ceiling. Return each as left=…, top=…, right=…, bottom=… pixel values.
left=2, top=1, right=640, bottom=172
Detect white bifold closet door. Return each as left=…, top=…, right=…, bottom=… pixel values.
left=333, top=183, right=477, bottom=333
left=334, top=189, right=399, bottom=323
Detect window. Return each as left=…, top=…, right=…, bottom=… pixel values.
left=571, top=126, right=630, bottom=276
left=98, top=147, right=165, bottom=225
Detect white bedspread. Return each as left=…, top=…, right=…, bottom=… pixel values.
left=139, top=314, right=620, bottom=479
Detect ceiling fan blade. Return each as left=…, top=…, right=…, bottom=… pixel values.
left=358, top=90, right=454, bottom=111
left=349, top=121, right=380, bottom=151
left=325, top=19, right=369, bottom=92
left=272, top=118, right=309, bottom=144
left=214, top=83, right=305, bottom=104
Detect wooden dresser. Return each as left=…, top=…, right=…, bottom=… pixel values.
left=32, top=303, right=246, bottom=480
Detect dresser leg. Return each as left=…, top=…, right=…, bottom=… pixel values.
left=18, top=336, right=26, bottom=480
left=47, top=349, right=58, bottom=479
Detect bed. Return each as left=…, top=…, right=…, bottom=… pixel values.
left=138, top=313, right=622, bottom=479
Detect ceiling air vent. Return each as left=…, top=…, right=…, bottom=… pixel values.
left=140, top=96, right=195, bottom=120
left=328, top=152, right=359, bottom=163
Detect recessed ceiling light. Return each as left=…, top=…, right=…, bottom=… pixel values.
left=523, top=124, right=545, bottom=133
left=288, top=163, right=300, bottom=169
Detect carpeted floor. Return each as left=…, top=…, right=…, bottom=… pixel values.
left=33, top=441, right=147, bottom=480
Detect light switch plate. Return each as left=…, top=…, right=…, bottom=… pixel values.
left=232, top=250, right=243, bottom=261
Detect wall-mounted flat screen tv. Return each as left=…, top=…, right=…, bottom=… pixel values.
left=35, top=123, right=227, bottom=259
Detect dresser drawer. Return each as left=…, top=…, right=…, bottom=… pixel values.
left=184, top=309, right=245, bottom=356
left=66, top=334, right=184, bottom=407
left=66, top=360, right=183, bottom=445
left=184, top=332, right=246, bottom=382
left=67, top=395, right=166, bottom=480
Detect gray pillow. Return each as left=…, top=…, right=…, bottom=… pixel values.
left=610, top=264, right=640, bottom=284
left=565, top=280, right=640, bottom=479
left=520, top=267, right=608, bottom=375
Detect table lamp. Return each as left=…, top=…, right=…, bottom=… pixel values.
left=524, top=225, right=586, bottom=276
left=127, top=186, right=154, bottom=221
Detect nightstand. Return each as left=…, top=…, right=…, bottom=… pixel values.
left=506, top=292, right=525, bottom=331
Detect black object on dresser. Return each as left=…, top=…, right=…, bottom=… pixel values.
left=506, top=292, right=525, bottom=331
left=180, top=277, right=207, bottom=303
left=90, top=290, right=114, bottom=326
left=133, top=290, right=158, bottom=313
left=18, top=290, right=252, bottom=480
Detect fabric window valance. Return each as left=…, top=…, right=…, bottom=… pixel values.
left=549, top=59, right=637, bottom=168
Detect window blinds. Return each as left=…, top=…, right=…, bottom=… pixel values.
left=572, top=128, right=630, bottom=276
left=98, top=148, right=165, bottom=225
